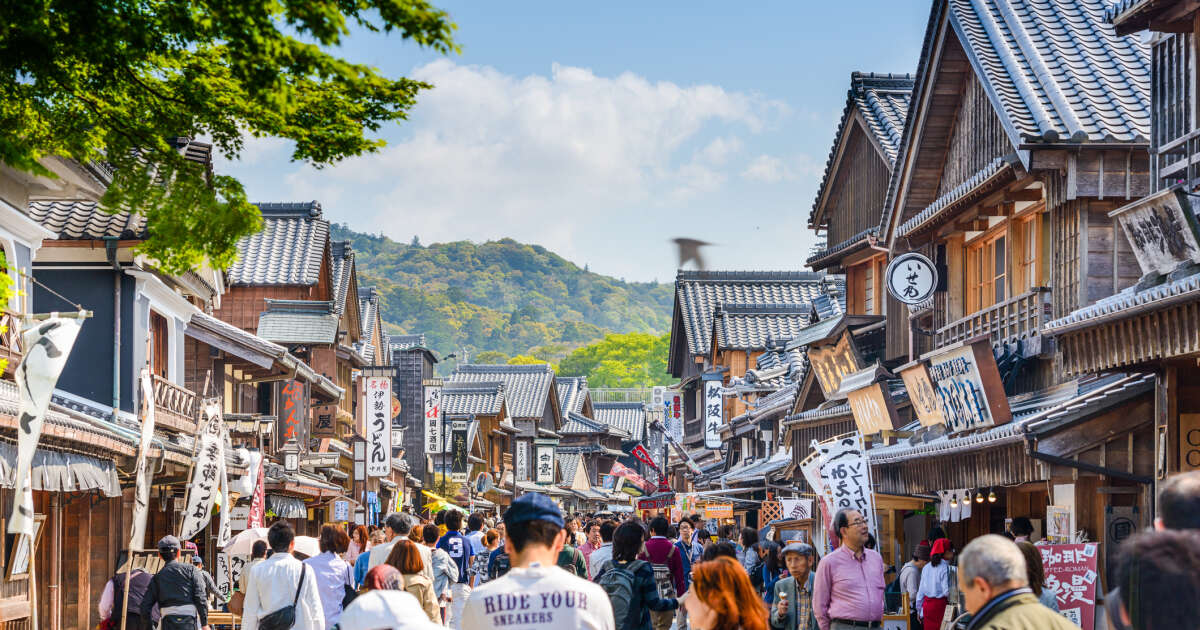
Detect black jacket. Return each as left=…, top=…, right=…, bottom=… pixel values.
left=139, top=560, right=208, bottom=629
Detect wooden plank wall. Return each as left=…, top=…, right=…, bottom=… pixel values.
left=824, top=122, right=891, bottom=244
left=936, top=72, right=1011, bottom=198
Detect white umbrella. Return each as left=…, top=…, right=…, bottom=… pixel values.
left=221, top=527, right=270, bottom=555
left=293, top=536, right=320, bottom=558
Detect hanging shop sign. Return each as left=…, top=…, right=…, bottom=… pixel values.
left=423, top=381, right=443, bottom=455
left=807, top=330, right=863, bottom=400
left=534, top=439, right=556, bottom=485
left=277, top=379, right=308, bottom=447
left=839, top=365, right=901, bottom=435
left=1180, top=413, right=1200, bottom=471
left=813, top=433, right=877, bottom=537
left=1109, top=187, right=1200, bottom=276
left=333, top=500, right=351, bottom=522
left=180, top=401, right=225, bottom=541
left=704, top=503, right=733, bottom=519
left=898, top=360, right=944, bottom=427
left=229, top=506, right=251, bottom=531
left=611, top=461, right=656, bottom=494
left=365, top=376, right=392, bottom=477
left=885, top=252, right=938, bottom=305
left=1039, top=543, right=1099, bottom=630
left=669, top=393, right=683, bottom=442
left=925, top=337, right=1011, bottom=434
left=450, top=420, right=470, bottom=483
left=703, top=377, right=723, bottom=450
left=516, top=440, right=530, bottom=482
left=636, top=493, right=675, bottom=510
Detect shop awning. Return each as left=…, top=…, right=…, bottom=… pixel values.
left=267, top=494, right=307, bottom=519
left=720, top=448, right=792, bottom=485
left=0, top=440, right=120, bottom=496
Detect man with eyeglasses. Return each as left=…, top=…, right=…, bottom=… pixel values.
left=813, top=509, right=886, bottom=630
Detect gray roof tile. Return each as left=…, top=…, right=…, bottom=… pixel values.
left=256, top=300, right=339, bottom=345
left=450, top=364, right=556, bottom=419
left=713, top=303, right=816, bottom=351
left=357, top=288, right=380, bottom=363
left=329, top=241, right=355, bottom=315
left=672, top=271, right=846, bottom=359
left=442, top=381, right=506, bottom=416
left=556, top=376, right=589, bottom=416
left=593, top=402, right=647, bottom=442
left=26, top=200, right=146, bottom=240
left=557, top=452, right=583, bottom=486
left=1046, top=270, right=1200, bottom=335
left=228, top=202, right=328, bottom=286
left=897, top=157, right=1014, bottom=237
left=390, top=334, right=427, bottom=351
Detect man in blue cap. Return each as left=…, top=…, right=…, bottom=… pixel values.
left=462, top=493, right=615, bottom=630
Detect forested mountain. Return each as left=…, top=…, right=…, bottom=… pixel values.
left=331, top=225, right=673, bottom=367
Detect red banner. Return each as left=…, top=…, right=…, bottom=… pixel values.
left=611, top=461, right=656, bottom=493
left=637, top=493, right=675, bottom=510
left=1038, top=543, right=1099, bottom=629
left=247, top=456, right=265, bottom=529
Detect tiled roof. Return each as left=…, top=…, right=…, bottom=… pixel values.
left=750, top=339, right=809, bottom=389
left=356, top=289, right=379, bottom=363
left=1105, top=0, right=1149, bottom=24
left=227, top=202, right=328, bottom=286
left=391, top=334, right=427, bottom=351
left=556, top=376, right=589, bottom=416
left=672, top=271, right=845, bottom=360
left=256, top=299, right=339, bottom=345
left=557, top=452, right=583, bottom=486
left=720, top=447, right=792, bottom=485
left=562, top=412, right=631, bottom=438
left=329, top=241, right=355, bottom=315
left=450, top=364, right=556, bottom=419
left=442, top=381, right=506, bottom=416
left=1045, top=271, right=1200, bottom=335
left=869, top=373, right=1153, bottom=463
left=897, top=157, right=1014, bottom=237
left=949, top=0, right=1149, bottom=144
left=594, top=402, right=647, bottom=442
left=713, top=303, right=815, bottom=351
left=26, top=200, right=146, bottom=240
left=806, top=227, right=879, bottom=267
left=810, top=73, right=913, bottom=230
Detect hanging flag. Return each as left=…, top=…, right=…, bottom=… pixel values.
left=179, top=401, right=224, bottom=541
left=215, top=420, right=232, bottom=547
left=246, top=450, right=265, bottom=529
left=10, top=315, right=84, bottom=536
left=610, top=461, right=655, bottom=494
left=129, top=368, right=158, bottom=549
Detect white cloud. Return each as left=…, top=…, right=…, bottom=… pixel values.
left=740, top=153, right=825, bottom=184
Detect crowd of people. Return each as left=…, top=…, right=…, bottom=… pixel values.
left=98, top=470, right=1200, bottom=630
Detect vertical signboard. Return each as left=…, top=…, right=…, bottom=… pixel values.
left=516, top=440, right=530, bottom=482
left=534, top=439, right=556, bottom=485
left=1180, top=413, right=1200, bottom=471
left=423, top=383, right=442, bottom=455
left=898, top=360, right=945, bottom=427
left=926, top=338, right=1012, bottom=433
left=365, top=376, right=391, bottom=477
left=450, top=420, right=470, bottom=483
left=703, top=379, right=723, bottom=450
left=670, top=392, right=683, bottom=442
left=277, top=379, right=308, bottom=447
left=1039, top=543, right=1100, bottom=629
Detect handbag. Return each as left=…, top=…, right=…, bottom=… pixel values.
left=341, top=567, right=358, bottom=609
left=259, top=564, right=306, bottom=630
left=228, top=590, right=245, bottom=616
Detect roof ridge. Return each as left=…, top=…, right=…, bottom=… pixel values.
left=456, top=363, right=553, bottom=373
left=675, top=270, right=827, bottom=282
left=254, top=201, right=323, bottom=218
left=593, top=401, right=645, bottom=409
left=717, top=303, right=815, bottom=314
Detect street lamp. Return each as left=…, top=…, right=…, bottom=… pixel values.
left=282, top=438, right=300, bottom=474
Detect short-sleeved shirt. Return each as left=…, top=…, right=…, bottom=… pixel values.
left=437, top=531, right=473, bottom=584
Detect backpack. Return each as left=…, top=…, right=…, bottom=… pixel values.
left=557, top=545, right=585, bottom=577
left=649, top=545, right=677, bottom=599
left=598, top=559, right=645, bottom=629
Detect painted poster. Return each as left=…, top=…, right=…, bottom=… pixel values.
left=1046, top=505, right=1073, bottom=544
left=515, top=440, right=529, bottom=482
left=703, top=379, right=723, bottom=449
left=179, top=402, right=224, bottom=541
left=365, top=376, right=392, bottom=477
left=423, top=383, right=442, bottom=455
left=130, top=368, right=157, bottom=550
left=10, top=315, right=83, bottom=536
left=1039, top=543, right=1100, bottom=629
left=813, top=433, right=877, bottom=537
left=779, top=499, right=813, bottom=520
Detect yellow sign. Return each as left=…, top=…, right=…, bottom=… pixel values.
left=704, top=503, right=733, bottom=519
left=899, top=361, right=944, bottom=427
left=807, top=331, right=862, bottom=399
left=846, top=381, right=901, bottom=435
left=1181, top=414, right=1200, bottom=472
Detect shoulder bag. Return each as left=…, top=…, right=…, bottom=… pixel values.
left=259, top=564, right=307, bottom=630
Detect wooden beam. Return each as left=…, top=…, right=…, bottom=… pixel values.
left=956, top=218, right=990, bottom=231
left=1004, top=189, right=1043, bottom=202
left=977, top=204, right=1007, bottom=217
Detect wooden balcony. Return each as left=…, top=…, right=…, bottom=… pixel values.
left=152, top=374, right=199, bottom=434
left=0, top=311, right=20, bottom=378
left=934, top=288, right=1052, bottom=358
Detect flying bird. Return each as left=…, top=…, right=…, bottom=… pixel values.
left=673, top=238, right=712, bottom=271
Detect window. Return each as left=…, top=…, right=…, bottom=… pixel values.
left=847, top=255, right=886, bottom=315
left=149, top=310, right=169, bottom=379
left=966, top=231, right=1006, bottom=313
left=1012, top=213, right=1041, bottom=293
left=864, top=263, right=875, bottom=314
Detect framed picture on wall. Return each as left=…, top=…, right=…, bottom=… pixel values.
left=6, top=514, right=45, bottom=580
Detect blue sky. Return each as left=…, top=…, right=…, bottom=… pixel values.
left=218, top=2, right=930, bottom=282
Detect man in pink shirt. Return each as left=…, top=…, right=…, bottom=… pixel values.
left=813, top=508, right=886, bottom=630
left=639, top=516, right=686, bottom=630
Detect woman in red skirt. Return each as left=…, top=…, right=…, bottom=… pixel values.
left=916, top=538, right=955, bottom=630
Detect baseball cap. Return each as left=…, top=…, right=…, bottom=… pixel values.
left=503, top=493, right=564, bottom=528
left=157, top=535, right=182, bottom=551
left=782, top=542, right=814, bottom=558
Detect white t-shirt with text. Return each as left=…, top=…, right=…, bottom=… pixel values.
left=462, top=563, right=614, bottom=630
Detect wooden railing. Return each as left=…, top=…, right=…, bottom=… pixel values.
left=152, top=373, right=199, bottom=434
left=934, top=288, right=1052, bottom=357
left=0, top=311, right=20, bottom=377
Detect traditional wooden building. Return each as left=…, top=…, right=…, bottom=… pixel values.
left=390, top=335, right=438, bottom=489
left=438, top=380, right=519, bottom=509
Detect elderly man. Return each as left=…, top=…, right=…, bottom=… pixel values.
left=813, top=509, right=885, bottom=630
left=957, top=535, right=1074, bottom=630
left=369, top=512, right=433, bottom=581
left=771, top=542, right=818, bottom=630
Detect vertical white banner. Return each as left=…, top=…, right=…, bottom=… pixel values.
left=366, top=376, right=392, bottom=477
left=423, top=384, right=442, bottom=455
left=129, top=368, right=157, bottom=549
left=515, top=440, right=529, bottom=482
left=10, top=315, right=83, bottom=536
left=814, top=433, right=877, bottom=537
left=216, top=425, right=232, bottom=548
left=534, top=440, right=555, bottom=485
left=179, top=401, right=224, bottom=541
left=703, top=379, right=723, bottom=450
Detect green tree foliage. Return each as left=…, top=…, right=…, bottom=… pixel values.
left=506, top=355, right=544, bottom=366
left=558, top=332, right=672, bottom=388
left=0, top=0, right=456, bottom=274
left=332, top=225, right=672, bottom=368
